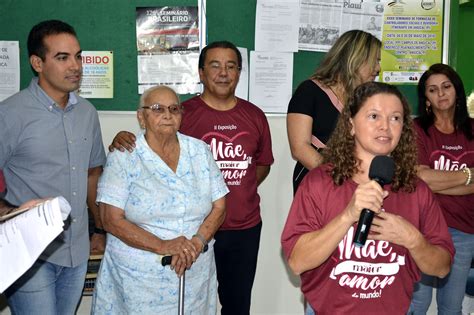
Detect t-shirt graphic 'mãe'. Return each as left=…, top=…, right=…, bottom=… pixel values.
left=203, top=129, right=252, bottom=186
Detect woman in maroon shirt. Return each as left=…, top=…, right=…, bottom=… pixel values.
left=410, top=63, right=474, bottom=314
left=282, top=82, right=453, bottom=315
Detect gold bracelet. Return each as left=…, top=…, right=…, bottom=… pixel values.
left=462, top=167, right=472, bottom=186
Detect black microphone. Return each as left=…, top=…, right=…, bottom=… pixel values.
left=353, top=155, right=395, bottom=247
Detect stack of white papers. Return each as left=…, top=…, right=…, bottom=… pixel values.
left=0, top=197, right=71, bottom=293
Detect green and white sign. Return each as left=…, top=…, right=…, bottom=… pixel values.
left=380, top=0, right=444, bottom=84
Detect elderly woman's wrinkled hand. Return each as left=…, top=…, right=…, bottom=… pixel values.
left=163, top=236, right=198, bottom=276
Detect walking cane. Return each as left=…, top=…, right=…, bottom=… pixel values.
left=161, top=256, right=185, bottom=315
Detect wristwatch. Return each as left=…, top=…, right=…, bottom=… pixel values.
left=193, top=233, right=208, bottom=253
left=94, top=227, right=106, bottom=235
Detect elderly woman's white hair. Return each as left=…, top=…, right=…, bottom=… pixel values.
left=138, top=85, right=181, bottom=110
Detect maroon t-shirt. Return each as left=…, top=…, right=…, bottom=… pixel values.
left=281, top=165, right=454, bottom=315
left=180, top=96, right=274, bottom=230
left=414, top=119, right=474, bottom=234
left=0, top=170, right=4, bottom=192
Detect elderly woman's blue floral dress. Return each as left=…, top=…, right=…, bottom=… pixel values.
left=92, top=132, right=228, bottom=314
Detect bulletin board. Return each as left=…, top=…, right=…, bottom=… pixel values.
left=0, top=0, right=459, bottom=112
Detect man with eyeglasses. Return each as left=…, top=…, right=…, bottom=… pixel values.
left=0, top=20, right=106, bottom=314
left=111, top=40, right=274, bottom=315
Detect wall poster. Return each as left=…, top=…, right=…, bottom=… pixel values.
left=136, top=6, right=201, bottom=94
left=380, top=0, right=444, bottom=84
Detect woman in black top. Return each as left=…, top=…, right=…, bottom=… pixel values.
left=287, top=30, right=381, bottom=193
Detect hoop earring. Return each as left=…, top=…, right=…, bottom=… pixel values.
left=425, top=105, right=432, bottom=114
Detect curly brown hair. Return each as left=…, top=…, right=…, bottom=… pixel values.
left=322, top=82, right=418, bottom=192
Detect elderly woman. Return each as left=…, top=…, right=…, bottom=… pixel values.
left=91, top=86, right=229, bottom=314
left=281, top=82, right=454, bottom=314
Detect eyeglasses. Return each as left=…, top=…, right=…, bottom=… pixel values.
left=141, top=104, right=183, bottom=115
left=205, top=62, right=241, bottom=73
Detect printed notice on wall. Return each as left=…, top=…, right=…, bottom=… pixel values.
left=380, top=0, right=444, bottom=84
left=79, top=51, right=114, bottom=98
left=255, top=0, right=299, bottom=52
left=136, top=6, right=201, bottom=94
left=298, top=0, right=384, bottom=52
left=249, top=51, right=293, bottom=113
left=0, top=41, right=20, bottom=102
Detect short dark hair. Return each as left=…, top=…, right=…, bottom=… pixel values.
left=198, top=41, right=242, bottom=70
left=417, top=63, right=472, bottom=140
left=27, top=20, right=77, bottom=60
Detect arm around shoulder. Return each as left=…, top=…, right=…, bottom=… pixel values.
left=109, top=131, right=137, bottom=152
